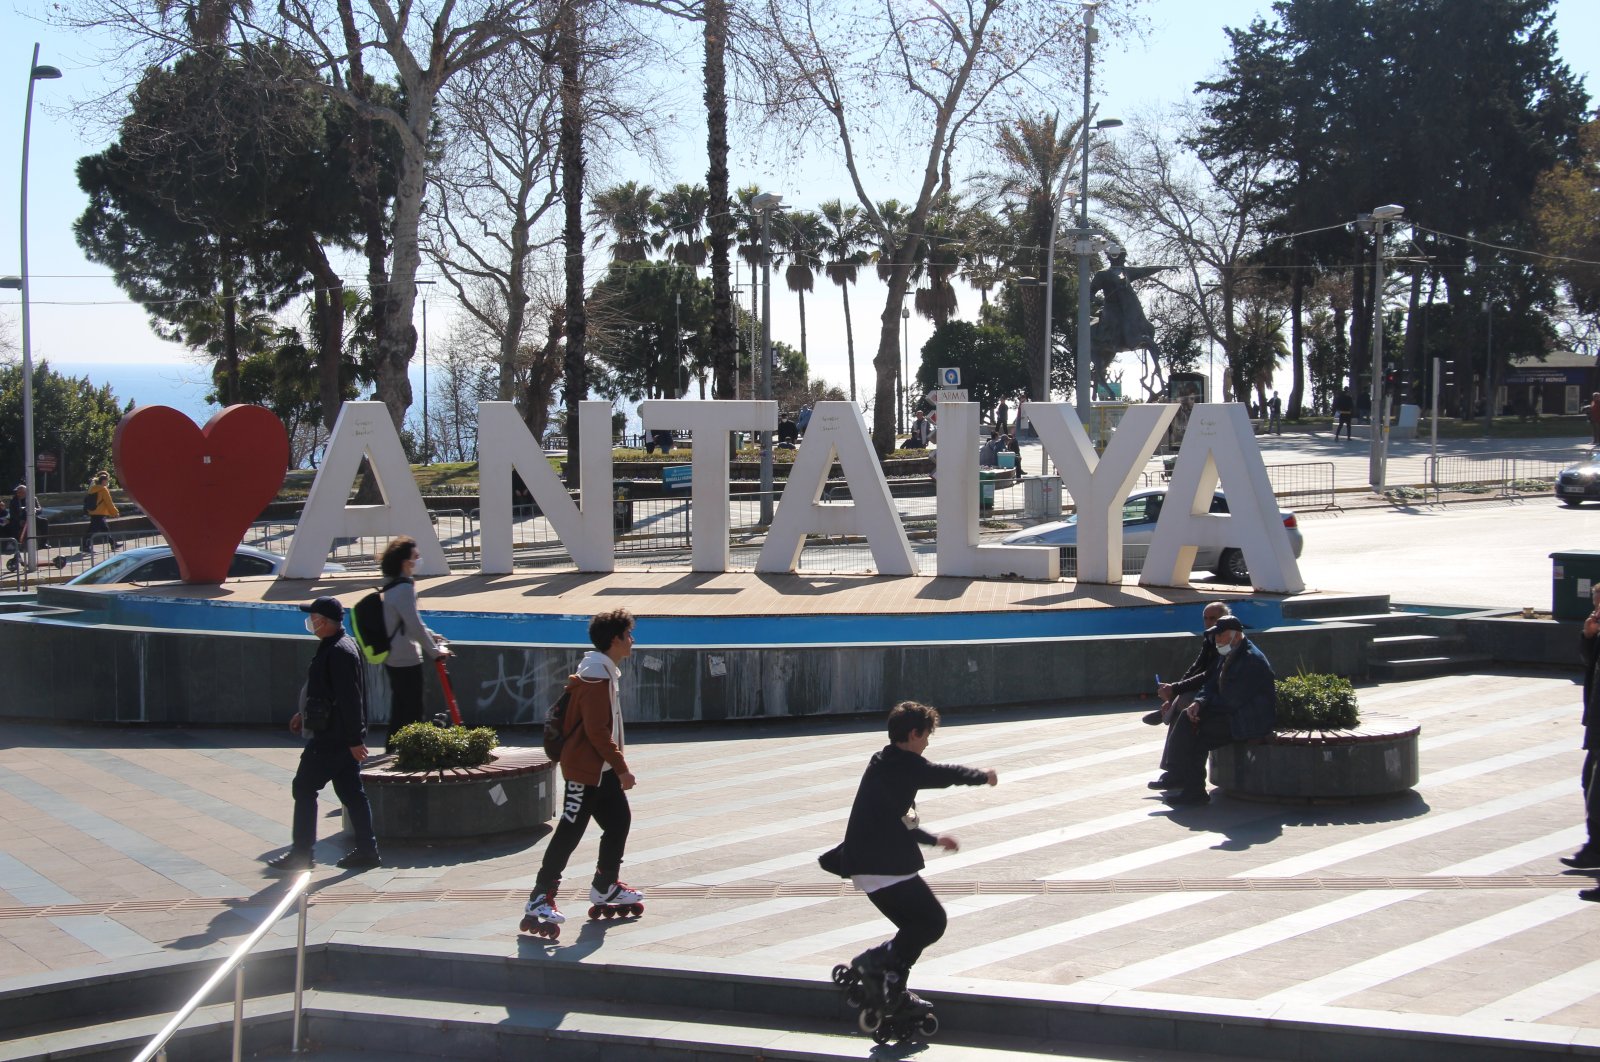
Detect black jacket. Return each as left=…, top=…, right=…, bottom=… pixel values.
left=1582, top=631, right=1598, bottom=751
left=1169, top=633, right=1220, bottom=697
left=1194, top=636, right=1277, bottom=741
left=819, top=744, right=988, bottom=878
left=306, top=633, right=368, bottom=748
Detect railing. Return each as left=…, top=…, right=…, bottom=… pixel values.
left=1140, top=461, right=1341, bottom=512
left=1424, top=448, right=1576, bottom=500
left=132, top=870, right=312, bottom=1062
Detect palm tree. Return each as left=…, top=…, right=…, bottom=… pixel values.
left=777, top=209, right=826, bottom=372
left=651, top=182, right=710, bottom=269
left=983, top=112, right=1086, bottom=402
left=590, top=182, right=655, bottom=263
left=820, top=199, right=871, bottom=401
left=913, top=193, right=967, bottom=328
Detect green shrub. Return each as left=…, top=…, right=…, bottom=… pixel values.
left=1274, top=674, right=1360, bottom=731
left=390, top=723, right=501, bottom=771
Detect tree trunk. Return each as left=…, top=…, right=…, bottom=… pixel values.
left=523, top=305, right=565, bottom=439
left=798, top=288, right=808, bottom=372
left=1288, top=267, right=1306, bottom=419
left=702, top=0, right=736, bottom=400
left=557, top=0, right=589, bottom=488
left=842, top=283, right=857, bottom=401
left=304, top=233, right=346, bottom=430
left=1350, top=238, right=1371, bottom=395
left=371, top=114, right=427, bottom=430
left=499, top=212, right=532, bottom=403
left=872, top=261, right=916, bottom=452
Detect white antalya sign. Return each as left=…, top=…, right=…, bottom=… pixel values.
left=283, top=399, right=1303, bottom=593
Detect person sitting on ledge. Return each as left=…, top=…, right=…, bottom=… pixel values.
left=1144, top=600, right=1229, bottom=739
left=1157, top=615, right=1276, bottom=807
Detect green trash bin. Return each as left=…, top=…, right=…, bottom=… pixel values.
left=978, top=469, right=998, bottom=514
left=1550, top=549, right=1600, bottom=620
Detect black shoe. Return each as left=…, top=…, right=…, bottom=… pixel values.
left=1559, top=848, right=1600, bottom=870
left=1147, top=778, right=1174, bottom=790
left=267, top=850, right=314, bottom=872
left=1161, top=790, right=1210, bottom=806
left=1141, top=710, right=1164, bottom=726
left=336, top=849, right=382, bottom=870
left=1580, top=887, right=1600, bottom=902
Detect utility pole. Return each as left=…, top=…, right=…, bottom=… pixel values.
left=1358, top=204, right=1404, bottom=492
left=752, top=193, right=782, bottom=524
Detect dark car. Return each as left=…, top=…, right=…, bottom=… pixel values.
left=1555, top=453, right=1600, bottom=506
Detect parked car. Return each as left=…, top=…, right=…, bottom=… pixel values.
left=999, top=487, right=1304, bottom=583
left=1555, top=452, right=1600, bottom=506
left=68, top=545, right=344, bottom=585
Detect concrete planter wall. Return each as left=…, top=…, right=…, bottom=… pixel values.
left=349, top=748, right=557, bottom=841
left=1208, top=714, right=1420, bottom=801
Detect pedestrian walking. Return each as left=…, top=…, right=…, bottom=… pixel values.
left=1333, top=390, right=1354, bottom=441
left=996, top=398, right=1010, bottom=434
left=268, top=596, right=380, bottom=872
left=1267, top=391, right=1282, bottom=435
left=1588, top=393, right=1600, bottom=446
left=521, top=609, right=643, bottom=934
left=1563, top=584, right=1600, bottom=879
left=81, top=471, right=119, bottom=553
left=818, top=702, right=997, bottom=1036
left=377, top=536, right=450, bottom=748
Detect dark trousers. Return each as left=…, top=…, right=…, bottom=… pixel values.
left=1583, top=749, right=1598, bottom=845
left=1335, top=413, right=1352, bottom=440
left=386, top=664, right=426, bottom=735
left=291, top=741, right=376, bottom=854
left=866, top=875, right=947, bottom=969
left=1161, top=712, right=1236, bottom=794
left=535, top=771, right=631, bottom=895
left=80, top=515, right=110, bottom=551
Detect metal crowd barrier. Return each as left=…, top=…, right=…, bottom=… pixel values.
left=1424, top=448, right=1575, bottom=501
left=1141, top=461, right=1340, bottom=512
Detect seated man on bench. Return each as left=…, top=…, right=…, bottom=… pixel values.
left=1157, top=615, right=1277, bottom=806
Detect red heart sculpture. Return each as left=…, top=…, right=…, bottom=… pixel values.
left=114, top=405, right=289, bottom=583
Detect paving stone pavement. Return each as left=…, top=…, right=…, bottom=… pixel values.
left=1, top=668, right=1596, bottom=1039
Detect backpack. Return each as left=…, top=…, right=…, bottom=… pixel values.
left=82, top=492, right=95, bottom=515
left=349, top=579, right=403, bottom=664
left=541, top=688, right=576, bottom=761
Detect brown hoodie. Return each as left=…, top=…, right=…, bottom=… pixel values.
left=557, top=652, right=629, bottom=786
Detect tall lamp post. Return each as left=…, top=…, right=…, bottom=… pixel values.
left=752, top=192, right=782, bottom=524
left=1071, top=5, right=1119, bottom=437
left=6, top=47, right=62, bottom=575
left=1358, top=203, right=1404, bottom=492
left=900, top=306, right=910, bottom=435
left=415, top=279, right=435, bottom=463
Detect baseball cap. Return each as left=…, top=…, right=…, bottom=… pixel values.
left=300, top=597, right=344, bottom=622
left=1205, top=615, right=1246, bottom=636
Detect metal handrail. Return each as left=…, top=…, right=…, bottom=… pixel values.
left=134, top=870, right=312, bottom=1062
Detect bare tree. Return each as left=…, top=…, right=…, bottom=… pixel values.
left=1097, top=107, right=1274, bottom=403
left=749, top=0, right=1134, bottom=453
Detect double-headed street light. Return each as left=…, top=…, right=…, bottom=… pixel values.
left=1073, top=1, right=1118, bottom=435
left=1358, top=203, right=1405, bottom=492
left=7, top=46, right=62, bottom=575
left=751, top=192, right=782, bottom=524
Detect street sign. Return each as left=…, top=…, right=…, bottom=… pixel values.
left=35, top=453, right=56, bottom=474
left=939, top=367, right=961, bottom=387
left=662, top=464, right=692, bottom=490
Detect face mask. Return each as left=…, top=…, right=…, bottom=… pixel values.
left=1216, top=640, right=1235, bottom=657
left=305, top=617, right=320, bottom=634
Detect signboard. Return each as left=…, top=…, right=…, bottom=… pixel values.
left=939, top=367, right=961, bottom=387
left=662, top=464, right=692, bottom=490
left=35, top=453, right=57, bottom=474
left=931, top=389, right=967, bottom=404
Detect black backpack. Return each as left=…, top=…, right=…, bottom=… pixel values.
left=349, top=579, right=403, bottom=664
left=541, top=688, right=576, bottom=761
left=82, top=492, right=95, bottom=515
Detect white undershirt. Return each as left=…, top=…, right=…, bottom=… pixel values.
left=852, top=872, right=916, bottom=893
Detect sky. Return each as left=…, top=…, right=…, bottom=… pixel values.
left=0, top=0, right=1596, bottom=409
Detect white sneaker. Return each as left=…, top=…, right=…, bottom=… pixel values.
left=524, top=892, right=566, bottom=924
left=590, top=881, right=644, bottom=905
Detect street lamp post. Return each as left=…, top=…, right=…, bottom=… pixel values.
left=415, top=280, right=435, bottom=462
left=8, top=46, right=61, bottom=575
left=1359, top=204, right=1404, bottom=492
left=752, top=192, right=782, bottom=524
left=900, top=306, right=910, bottom=436
left=1069, top=6, right=1121, bottom=444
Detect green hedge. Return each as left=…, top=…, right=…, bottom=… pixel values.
left=1274, top=674, right=1360, bottom=731
left=390, top=723, right=500, bottom=771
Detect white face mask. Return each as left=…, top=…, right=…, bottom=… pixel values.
left=305, top=616, right=320, bottom=635
left=1216, top=639, right=1235, bottom=657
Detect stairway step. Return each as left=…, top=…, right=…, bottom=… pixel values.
left=1369, top=654, right=1493, bottom=680
left=0, top=993, right=294, bottom=1062
left=1368, top=633, right=1466, bottom=663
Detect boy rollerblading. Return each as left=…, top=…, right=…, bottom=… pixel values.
left=819, top=701, right=997, bottom=1044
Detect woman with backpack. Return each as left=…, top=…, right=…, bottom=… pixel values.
left=81, top=471, right=119, bottom=553
left=376, top=536, right=450, bottom=748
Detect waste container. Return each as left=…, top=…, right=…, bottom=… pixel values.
left=1551, top=550, right=1600, bottom=620
left=1023, top=475, right=1062, bottom=519
left=613, top=479, right=635, bottom=534
left=978, top=469, right=999, bottom=514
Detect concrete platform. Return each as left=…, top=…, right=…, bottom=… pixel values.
left=0, top=668, right=1596, bottom=1056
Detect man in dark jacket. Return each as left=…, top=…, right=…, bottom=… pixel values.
left=1562, top=584, right=1600, bottom=876
left=1146, top=602, right=1230, bottom=788
left=1159, top=616, right=1276, bottom=807
left=268, top=597, right=380, bottom=872
left=819, top=702, right=997, bottom=1014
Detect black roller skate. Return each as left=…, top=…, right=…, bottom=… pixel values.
left=837, top=942, right=928, bottom=1041
left=871, top=983, right=939, bottom=1045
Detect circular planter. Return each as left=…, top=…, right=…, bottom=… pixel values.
left=345, top=746, right=558, bottom=841
left=1208, top=714, right=1420, bottom=802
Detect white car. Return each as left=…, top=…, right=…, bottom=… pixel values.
left=999, top=487, right=1304, bottom=583
left=68, top=545, right=345, bottom=585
